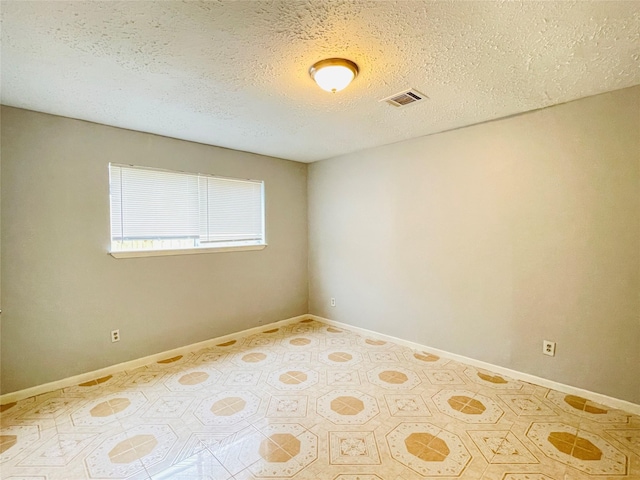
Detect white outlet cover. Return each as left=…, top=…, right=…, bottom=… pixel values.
left=543, top=340, right=556, bottom=356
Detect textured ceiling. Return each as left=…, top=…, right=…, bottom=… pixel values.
left=1, top=1, right=639, bottom=163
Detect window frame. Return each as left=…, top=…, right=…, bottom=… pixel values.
left=108, top=163, right=267, bottom=258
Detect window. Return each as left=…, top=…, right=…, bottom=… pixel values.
left=109, top=164, right=265, bottom=257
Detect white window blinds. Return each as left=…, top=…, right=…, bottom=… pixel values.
left=109, top=164, right=265, bottom=253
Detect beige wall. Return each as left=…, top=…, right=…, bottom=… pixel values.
left=1, top=107, right=308, bottom=394
left=3, top=87, right=639, bottom=403
left=309, top=86, right=640, bottom=403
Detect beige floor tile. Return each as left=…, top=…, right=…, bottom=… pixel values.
left=1, top=319, right=637, bottom=479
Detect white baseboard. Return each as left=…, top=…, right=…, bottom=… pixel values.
left=5, top=313, right=638, bottom=417
left=0, top=314, right=309, bottom=405
left=309, top=315, right=640, bottom=416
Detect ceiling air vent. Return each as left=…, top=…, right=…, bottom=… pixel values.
left=380, top=88, right=428, bottom=108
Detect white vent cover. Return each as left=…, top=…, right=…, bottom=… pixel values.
left=380, top=88, right=428, bottom=107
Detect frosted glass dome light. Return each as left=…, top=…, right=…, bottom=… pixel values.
left=309, top=58, right=359, bottom=93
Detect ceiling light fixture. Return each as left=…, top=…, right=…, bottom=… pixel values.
left=309, top=58, right=359, bottom=93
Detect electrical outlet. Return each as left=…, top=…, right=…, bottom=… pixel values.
left=111, top=329, right=120, bottom=343
left=543, top=340, right=556, bottom=356
left=330, top=297, right=336, bottom=307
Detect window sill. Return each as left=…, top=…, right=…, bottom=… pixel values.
left=109, top=244, right=267, bottom=259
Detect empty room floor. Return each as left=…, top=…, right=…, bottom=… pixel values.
left=1, top=319, right=638, bottom=479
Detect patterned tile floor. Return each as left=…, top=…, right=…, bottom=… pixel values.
left=1, top=319, right=639, bottom=479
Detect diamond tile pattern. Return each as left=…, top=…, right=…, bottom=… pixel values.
left=1, top=319, right=638, bottom=479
